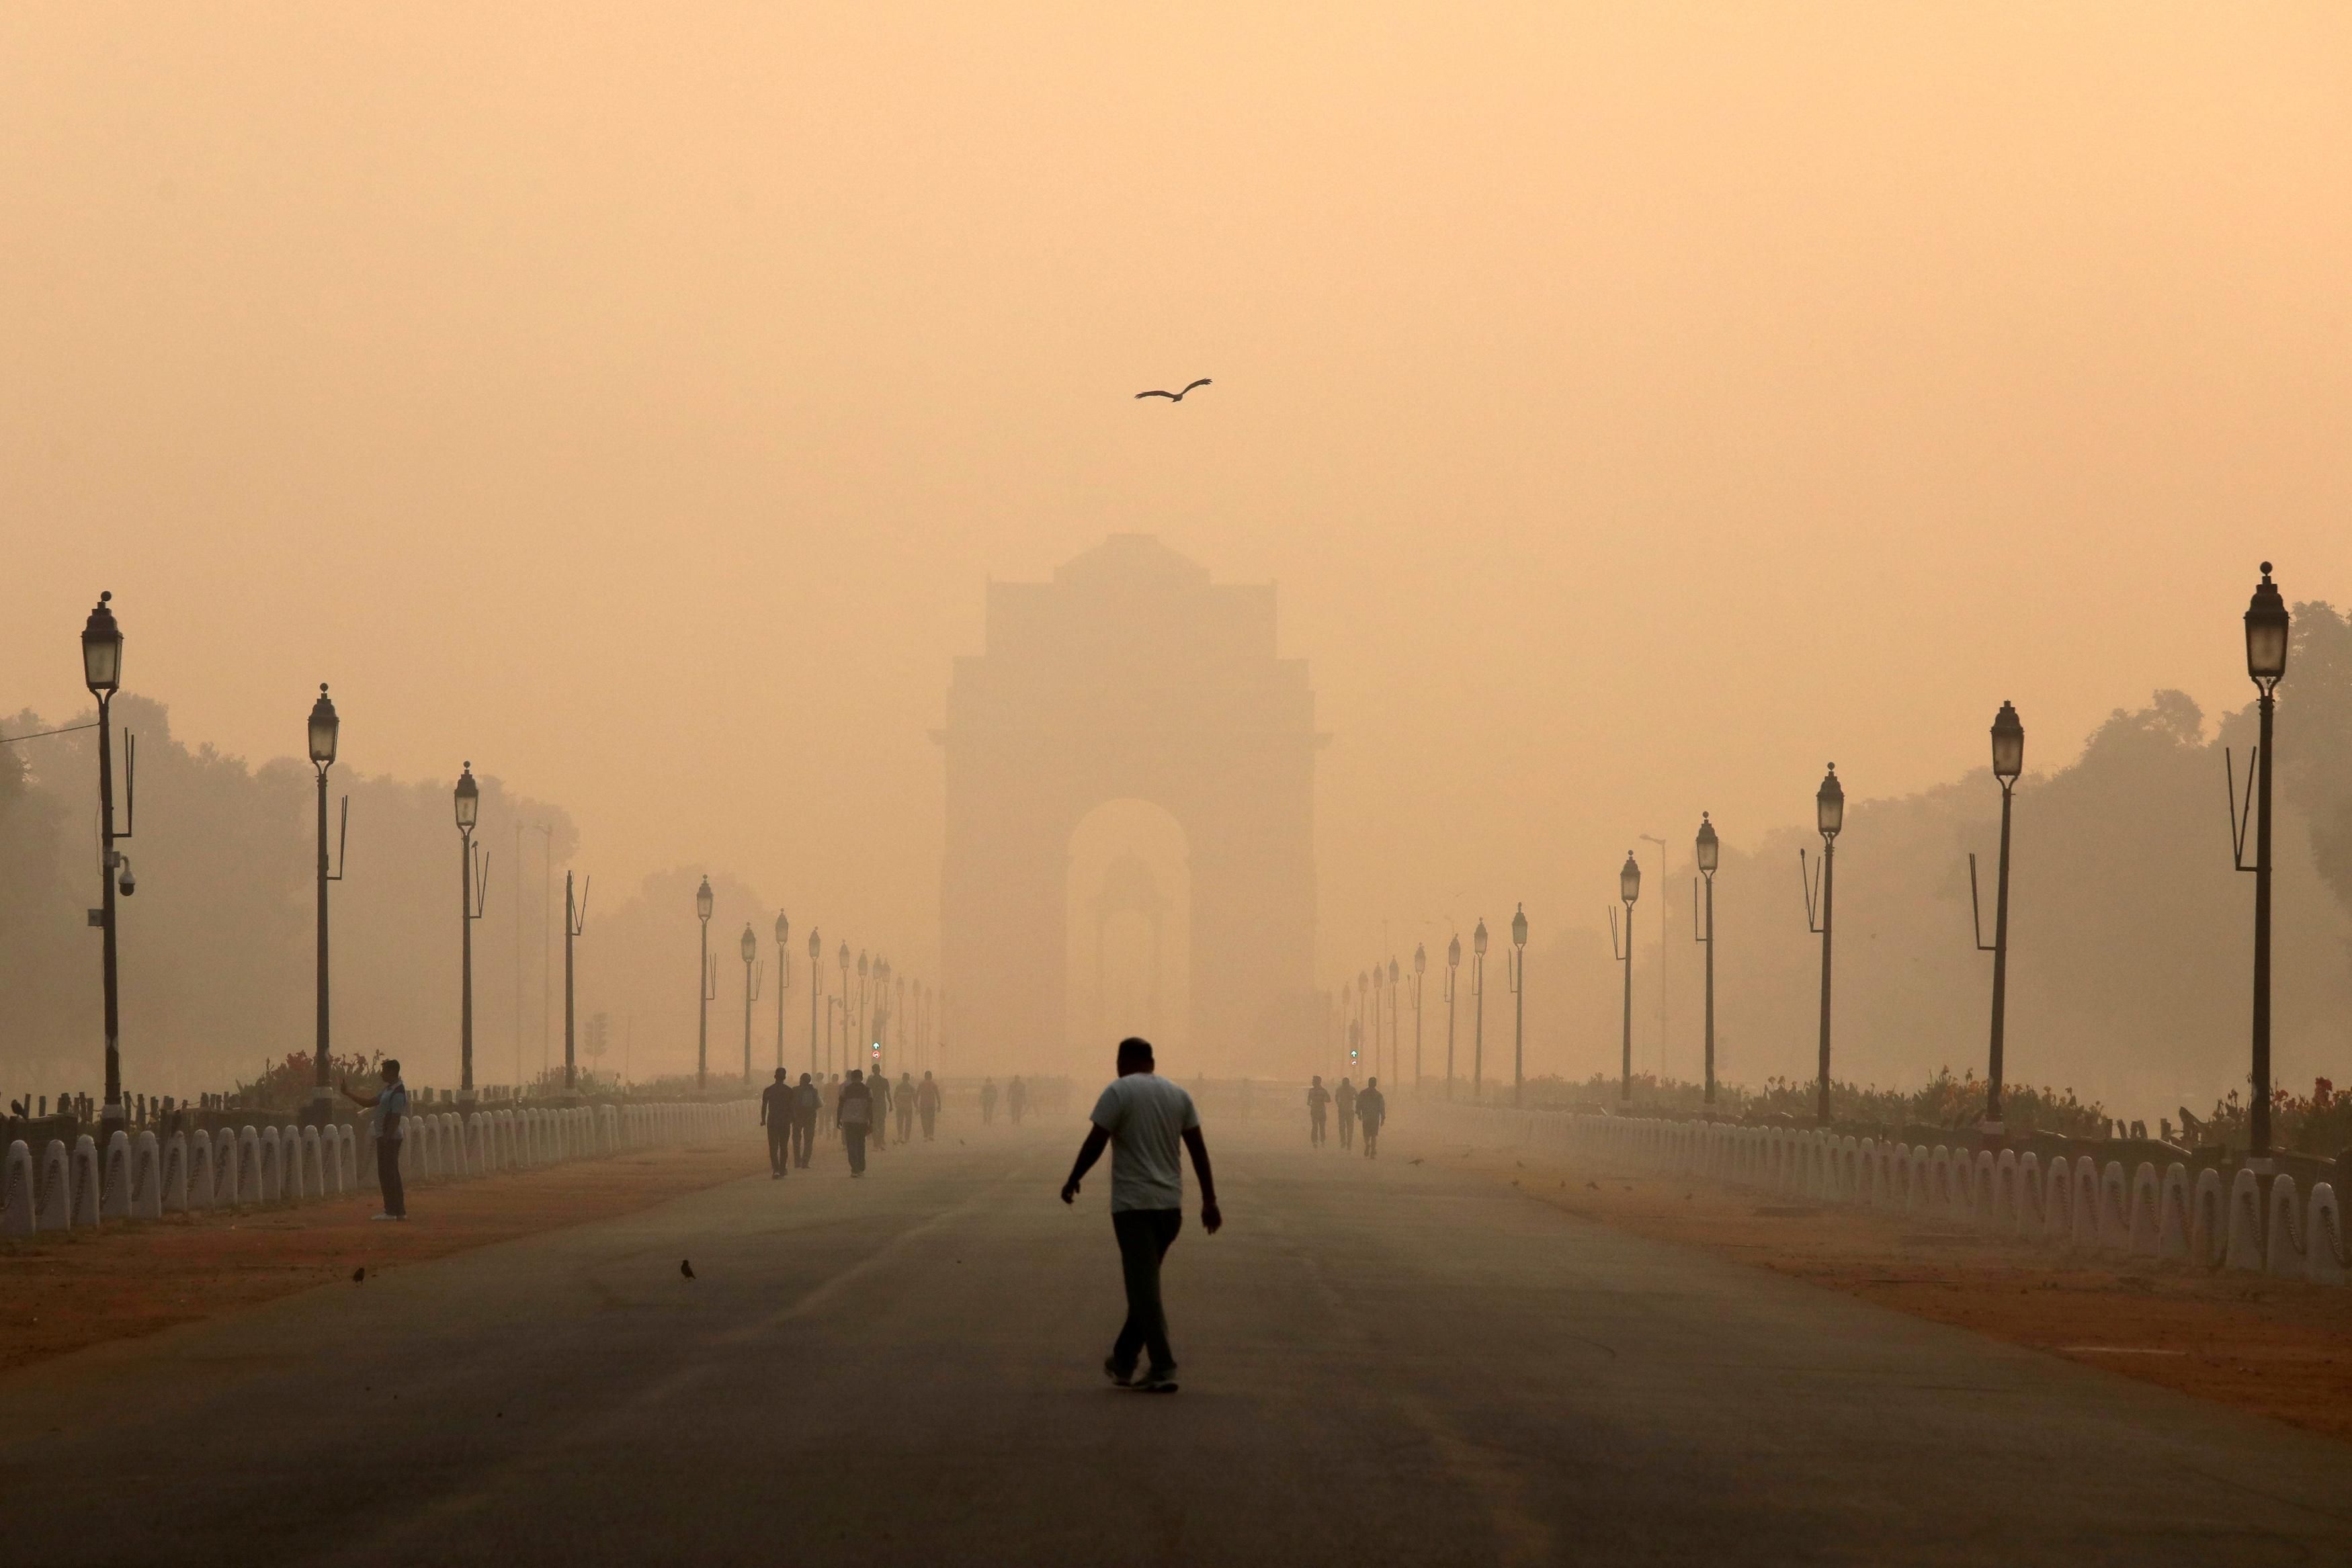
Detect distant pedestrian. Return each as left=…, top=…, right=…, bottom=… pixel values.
left=1008, top=1076, right=1029, bottom=1126
left=1335, top=1077, right=1357, bottom=1151
left=340, top=1059, right=409, bottom=1221
left=792, top=1072, right=821, bottom=1168
left=760, top=1068, right=794, bottom=1178
left=980, top=1078, right=999, bottom=1125
left=827, top=1074, right=845, bottom=1136
left=896, top=1072, right=917, bottom=1143
left=870, top=1070, right=894, bottom=1151
left=839, top=1069, right=874, bottom=1176
left=1306, top=1075, right=1331, bottom=1147
left=916, top=1072, right=942, bottom=1140
left=1061, top=1037, right=1219, bottom=1393
left=1357, top=1075, right=1386, bottom=1158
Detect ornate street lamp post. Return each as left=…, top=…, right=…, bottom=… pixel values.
left=1802, top=765, right=1845, bottom=1126
left=837, top=942, right=851, bottom=1076
left=1471, top=919, right=1488, bottom=1100
left=807, top=926, right=823, bottom=1076
left=1411, top=944, right=1427, bottom=1092
left=739, top=923, right=762, bottom=1084
left=564, top=871, right=590, bottom=1096
left=1507, top=906, right=1528, bottom=1106
left=308, top=685, right=347, bottom=1124
left=2240, top=564, right=2290, bottom=1160
left=773, top=912, right=792, bottom=1072
left=1968, top=705, right=2024, bottom=1137
left=81, top=594, right=134, bottom=1137
left=454, top=765, right=486, bottom=1101
left=1611, top=854, right=1640, bottom=1102
left=1444, top=934, right=1460, bottom=1100
left=696, top=876, right=716, bottom=1092
left=1693, top=814, right=1718, bottom=1109
left=1374, top=959, right=1392, bottom=1090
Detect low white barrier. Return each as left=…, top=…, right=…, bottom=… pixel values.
left=3, top=1139, right=34, bottom=1236
left=1424, top=1102, right=2348, bottom=1290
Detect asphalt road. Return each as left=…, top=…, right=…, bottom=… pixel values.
left=3, top=1112, right=2350, bottom=1567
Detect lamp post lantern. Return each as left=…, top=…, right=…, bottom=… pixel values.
left=1693, top=813, right=1718, bottom=1108
left=1611, top=853, right=1640, bottom=1102
left=1802, top=765, right=1845, bottom=1126
left=455, top=764, right=485, bottom=1101
left=1471, top=919, right=1488, bottom=1100
left=739, top=923, right=762, bottom=1084
left=2242, top=563, right=2290, bottom=1160
left=1444, top=934, right=1460, bottom=1100
left=696, top=876, right=716, bottom=1092
left=82, top=593, right=133, bottom=1136
left=308, top=684, right=345, bottom=1123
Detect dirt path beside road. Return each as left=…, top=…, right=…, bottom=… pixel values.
left=0, top=1141, right=761, bottom=1375
left=1445, top=1141, right=2352, bottom=1442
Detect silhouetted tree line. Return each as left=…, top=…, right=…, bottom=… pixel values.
left=1524, top=604, right=2352, bottom=1125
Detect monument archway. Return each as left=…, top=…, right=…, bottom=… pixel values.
left=939, top=535, right=1321, bottom=1078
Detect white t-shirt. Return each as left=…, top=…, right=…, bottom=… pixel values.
left=1089, top=1072, right=1200, bottom=1213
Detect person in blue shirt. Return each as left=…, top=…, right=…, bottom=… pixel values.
left=340, top=1058, right=409, bottom=1221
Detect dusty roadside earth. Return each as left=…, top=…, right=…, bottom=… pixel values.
left=1432, top=1140, right=2352, bottom=1442
left=0, top=1141, right=762, bottom=1375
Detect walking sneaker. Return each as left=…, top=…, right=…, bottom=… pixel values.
left=370, top=1213, right=398, bottom=1221
left=1103, top=1356, right=1135, bottom=1387
left=1135, top=1364, right=1179, bottom=1392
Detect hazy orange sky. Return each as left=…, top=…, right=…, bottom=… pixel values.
left=5, top=4, right=2349, bottom=1011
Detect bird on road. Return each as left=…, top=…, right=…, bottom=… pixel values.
left=351, top=1266, right=366, bottom=1284
left=1135, top=378, right=1211, bottom=402
left=680, top=1259, right=696, bottom=1281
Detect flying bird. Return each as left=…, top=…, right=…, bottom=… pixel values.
left=680, top=1259, right=696, bottom=1281
left=351, top=1266, right=366, bottom=1284
left=1135, top=378, right=1211, bottom=402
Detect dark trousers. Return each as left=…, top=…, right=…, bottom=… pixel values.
left=766, top=1123, right=790, bottom=1175
left=1362, top=1118, right=1381, bottom=1157
left=1310, top=1108, right=1326, bottom=1146
left=1110, top=1208, right=1183, bottom=1373
left=376, top=1137, right=406, bottom=1218
left=792, top=1118, right=814, bottom=1167
left=919, top=1108, right=936, bottom=1140
left=844, top=1126, right=868, bottom=1174
left=1338, top=1110, right=1354, bottom=1149
left=897, top=1108, right=913, bottom=1141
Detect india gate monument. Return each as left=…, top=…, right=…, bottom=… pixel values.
left=938, top=535, right=1322, bottom=1079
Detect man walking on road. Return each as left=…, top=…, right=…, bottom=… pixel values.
left=839, top=1069, right=874, bottom=1176
left=340, top=1058, right=409, bottom=1221
left=980, top=1078, right=999, bottom=1125
left=915, top=1072, right=941, bottom=1141
left=1335, top=1077, right=1357, bottom=1151
left=1306, top=1075, right=1331, bottom=1147
left=896, top=1072, right=917, bottom=1143
left=1357, top=1075, right=1386, bottom=1158
left=792, top=1072, right=821, bottom=1168
left=1008, top=1076, right=1028, bottom=1126
left=1060, top=1037, right=1220, bottom=1393
left=761, top=1068, right=794, bottom=1178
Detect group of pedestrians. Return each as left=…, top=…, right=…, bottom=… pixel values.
left=976, top=1075, right=1029, bottom=1126
left=1304, top=1074, right=1385, bottom=1156
left=759, top=1068, right=947, bottom=1178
